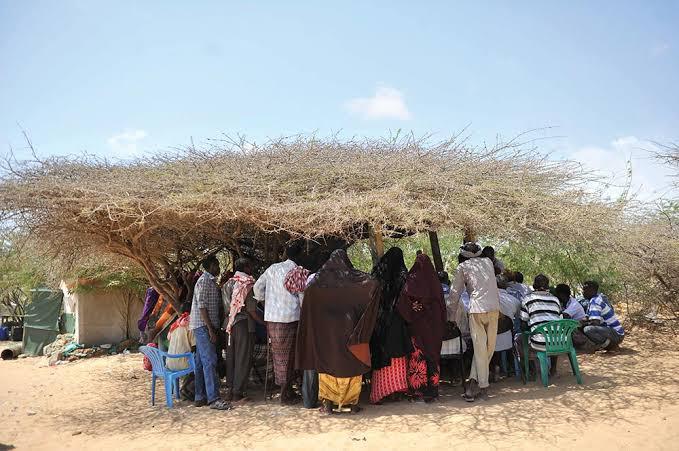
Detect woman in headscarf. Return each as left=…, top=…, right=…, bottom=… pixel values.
left=369, top=247, right=413, bottom=404
left=397, top=253, right=447, bottom=402
left=295, top=249, right=380, bottom=414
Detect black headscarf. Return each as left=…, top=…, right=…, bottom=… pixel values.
left=370, top=247, right=413, bottom=370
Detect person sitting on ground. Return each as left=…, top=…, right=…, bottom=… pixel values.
left=295, top=249, right=381, bottom=415
left=482, top=246, right=505, bottom=275
left=188, top=255, right=231, bottom=410
left=450, top=242, right=500, bottom=402
left=518, top=274, right=562, bottom=377
left=506, top=271, right=531, bottom=300
left=581, top=281, right=625, bottom=351
left=222, top=257, right=264, bottom=403
left=253, top=242, right=306, bottom=405
left=554, top=284, right=586, bottom=321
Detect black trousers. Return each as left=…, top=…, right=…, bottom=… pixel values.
left=225, top=320, right=255, bottom=396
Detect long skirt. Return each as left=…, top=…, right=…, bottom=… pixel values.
left=370, top=356, right=408, bottom=404
left=407, top=339, right=440, bottom=400
left=266, top=321, right=298, bottom=386
left=318, top=374, right=362, bottom=408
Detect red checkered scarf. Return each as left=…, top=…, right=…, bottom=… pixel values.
left=225, top=272, right=256, bottom=335
left=169, top=312, right=190, bottom=333
left=284, top=265, right=310, bottom=294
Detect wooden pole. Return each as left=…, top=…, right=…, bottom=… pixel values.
left=428, top=231, right=444, bottom=272
left=368, top=224, right=385, bottom=266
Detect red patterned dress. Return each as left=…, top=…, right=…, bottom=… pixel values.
left=370, top=356, right=408, bottom=403
left=407, top=338, right=440, bottom=400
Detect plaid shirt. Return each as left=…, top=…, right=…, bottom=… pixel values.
left=189, top=272, right=222, bottom=330
left=253, top=259, right=300, bottom=323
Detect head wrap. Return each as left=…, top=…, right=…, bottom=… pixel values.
left=459, top=242, right=482, bottom=259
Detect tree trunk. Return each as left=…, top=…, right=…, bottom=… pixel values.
left=368, top=224, right=385, bottom=267
left=428, top=231, right=444, bottom=272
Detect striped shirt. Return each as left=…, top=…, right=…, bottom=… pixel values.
left=520, top=290, right=563, bottom=350
left=587, top=294, right=624, bottom=336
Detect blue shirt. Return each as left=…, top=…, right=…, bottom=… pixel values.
left=587, top=294, right=624, bottom=336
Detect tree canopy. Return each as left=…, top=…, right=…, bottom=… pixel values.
left=0, top=133, right=624, bottom=309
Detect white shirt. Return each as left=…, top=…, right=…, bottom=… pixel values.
left=498, top=289, right=521, bottom=319
left=564, top=297, right=586, bottom=321
left=450, top=257, right=500, bottom=314
left=253, top=259, right=300, bottom=323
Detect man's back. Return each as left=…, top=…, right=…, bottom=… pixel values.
left=253, top=260, right=300, bottom=323
left=520, top=290, right=562, bottom=350
left=452, top=258, right=500, bottom=314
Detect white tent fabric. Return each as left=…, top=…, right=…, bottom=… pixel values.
left=60, top=282, right=144, bottom=346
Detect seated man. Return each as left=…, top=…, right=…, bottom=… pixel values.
left=519, top=274, right=562, bottom=376
left=553, top=284, right=589, bottom=349
left=506, top=271, right=531, bottom=300
left=491, top=277, right=521, bottom=380
left=554, top=284, right=586, bottom=320
left=581, top=280, right=624, bottom=351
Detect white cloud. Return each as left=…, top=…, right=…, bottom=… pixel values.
left=107, top=129, right=148, bottom=158
left=569, top=136, right=676, bottom=202
left=345, top=85, right=412, bottom=120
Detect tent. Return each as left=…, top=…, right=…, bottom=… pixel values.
left=22, top=288, right=62, bottom=356
left=60, top=281, right=144, bottom=346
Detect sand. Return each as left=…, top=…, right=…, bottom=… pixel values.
left=1, top=329, right=678, bottom=450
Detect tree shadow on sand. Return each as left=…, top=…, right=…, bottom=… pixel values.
left=38, top=338, right=679, bottom=446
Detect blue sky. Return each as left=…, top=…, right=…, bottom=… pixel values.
left=1, top=1, right=677, bottom=200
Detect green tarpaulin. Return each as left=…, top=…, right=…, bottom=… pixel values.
left=22, top=289, right=62, bottom=356
left=60, top=313, right=75, bottom=334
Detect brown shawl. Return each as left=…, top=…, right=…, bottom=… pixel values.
left=396, top=254, right=447, bottom=364
left=295, top=249, right=380, bottom=377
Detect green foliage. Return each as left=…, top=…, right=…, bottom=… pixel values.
left=70, top=264, right=147, bottom=295
left=348, top=232, right=463, bottom=273
left=0, top=244, right=49, bottom=293
left=495, top=239, right=623, bottom=297
left=348, top=232, right=622, bottom=299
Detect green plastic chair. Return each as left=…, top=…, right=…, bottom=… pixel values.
left=521, top=319, right=583, bottom=387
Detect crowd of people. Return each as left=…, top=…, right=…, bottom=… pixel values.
left=140, top=240, right=626, bottom=413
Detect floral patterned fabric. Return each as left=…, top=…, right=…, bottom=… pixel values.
left=407, top=338, right=440, bottom=400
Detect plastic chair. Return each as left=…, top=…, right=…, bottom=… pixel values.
left=139, top=345, right=196, bottom=407
left=521, top=319, right=583, bottom=387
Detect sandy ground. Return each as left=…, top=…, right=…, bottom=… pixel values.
left=1, top=329, right=679, bottom=451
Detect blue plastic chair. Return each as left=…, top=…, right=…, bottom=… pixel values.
left=139, top=345, right=196, bottom=407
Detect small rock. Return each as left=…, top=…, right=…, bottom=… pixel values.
left=72, top=431, right=82, bottom=436
left=27, top=411, right=36, bottom=416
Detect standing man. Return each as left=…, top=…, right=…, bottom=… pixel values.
left=223, top=258, right=263, bottom=403
left=253, top=243, right=304, bottom=404
left=581, top=280, right=624, bottom=351
left=449, top=242, right=500, bottom=402
left=188, top=255, right=231, bottom=410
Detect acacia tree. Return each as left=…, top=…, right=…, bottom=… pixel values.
left=0, top=133, right=623, bottom=312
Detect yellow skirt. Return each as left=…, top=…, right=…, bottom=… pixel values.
left=318, top=373, right=362, bottom=408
